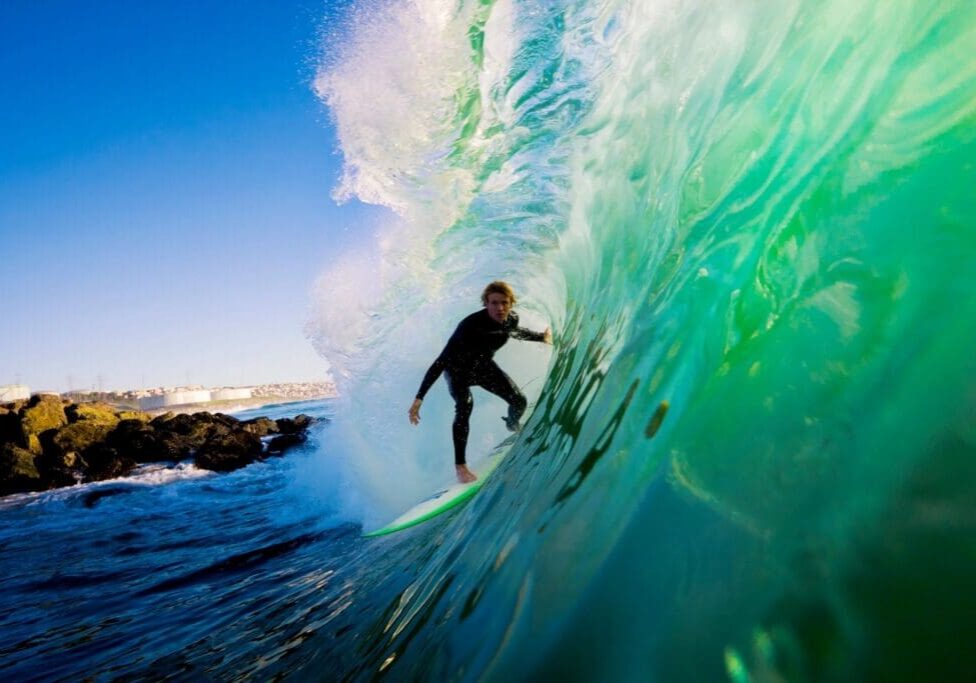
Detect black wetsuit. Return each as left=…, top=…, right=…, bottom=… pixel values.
left=415, top=309, right=546, bottom=465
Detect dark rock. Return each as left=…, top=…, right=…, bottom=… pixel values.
left=35, top=461, right=77, bottom=490
left=194, top=431, right=264, bottom=472
left=20, top=395, right=68, bottom=454
left=2, top=400, right=27, bottom=413
left=276, top=414, right=315, bottom=434
left=0, top=443, right=42, bottom=494
left=213, top=413, right=240, bottom=428
left=83, top=444, right=137, bottom=482
left=36, top=429, right=87, bottom=487
left=65, top=402, right=120, bottom=427
left=106, top=420, right=169, bottom=464
left=117, top=410, right=151, bottom=423
left=156, top=412, right=196, bottom=435
left=267, top=432, right=307, bottom=455
left=0, top=408, right=20, bottom=446
left=154, top=413, right=221, bottom=449
left=275, top=417, right=299, bottom=434
left=153, top=414, right=227, bottom=451
left=201, top=421, right=232, bottom=443
left=156, top=432, right=194, bottom=461
left=1, top=400, right=316, bottom=497
left=242, top=417, right=279, bottom=437
left=149, top=411, right=177, bottom=428
left=49, top=420, right=115, bottom=460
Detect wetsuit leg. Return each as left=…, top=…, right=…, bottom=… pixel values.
left=475, top=361, right=527, bottom=425
left=445, top=371, right=474, bottom=465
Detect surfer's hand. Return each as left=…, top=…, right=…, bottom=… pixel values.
left=408, top=399, right=422, bottom=425
left=543, top=327, right=553, bottom=345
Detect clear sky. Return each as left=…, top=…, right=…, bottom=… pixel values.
left=0, top=0, right=376, bottom=392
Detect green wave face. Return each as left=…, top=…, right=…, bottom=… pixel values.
left=318, top=1, right=976, bottom=679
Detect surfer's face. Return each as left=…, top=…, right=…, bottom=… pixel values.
left=485, top=293, right=512, bottom=323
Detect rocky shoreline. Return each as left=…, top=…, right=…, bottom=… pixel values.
left=0, top=394, right=317, bottom=497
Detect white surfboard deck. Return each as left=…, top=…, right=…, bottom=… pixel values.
left=364, top=437, right=514, bottom=537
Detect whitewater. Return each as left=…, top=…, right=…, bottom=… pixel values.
left=3, top=0, right=975, bottom=680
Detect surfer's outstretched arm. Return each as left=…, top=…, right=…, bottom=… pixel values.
left=512, top=325, right=553, bottom=344
left=410, top=353, right=446, bottom=425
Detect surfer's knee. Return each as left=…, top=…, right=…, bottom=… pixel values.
left=455, top=394, right=473, bottom=418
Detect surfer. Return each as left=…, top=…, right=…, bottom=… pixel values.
left=408, top=281, right=552, bottom=483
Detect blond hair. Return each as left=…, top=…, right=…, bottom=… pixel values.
left=481, top=280, right=517, bottom=306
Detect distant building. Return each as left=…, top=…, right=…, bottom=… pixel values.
left=0, top=384, right=30, bottom=402
left=211, top=388, right=252, bottom=402
left=137, top=389, right=212, bottom=411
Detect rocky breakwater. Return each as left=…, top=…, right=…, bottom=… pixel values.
left=0, top=394, right=317, bottom=496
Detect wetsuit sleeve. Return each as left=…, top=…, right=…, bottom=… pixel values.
left=415, top=354, right=446, bottom=400
left=506, top=311, right=546, bottom=342
left=511, top=327, right=546, bottom=342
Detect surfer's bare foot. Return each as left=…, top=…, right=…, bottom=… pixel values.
left=456, top=464, right=477, bottom=483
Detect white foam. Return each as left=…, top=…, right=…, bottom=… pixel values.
left=315, top=0, right=481, bottom=222
left=123, top=462, right=215, bottom=486
left=0, top=462, right=215, bottom=511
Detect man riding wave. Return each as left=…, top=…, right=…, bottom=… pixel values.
left=408, top=281, right=552, bottom=483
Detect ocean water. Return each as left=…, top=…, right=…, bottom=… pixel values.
left=4, top=0, right=976, bottom=680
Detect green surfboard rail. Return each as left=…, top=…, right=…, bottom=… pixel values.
left=363, top=479, right=485, bottom=537
left=364, top=439, right=514, bottom=538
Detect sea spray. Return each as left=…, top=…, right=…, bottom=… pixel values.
left=308, top=0, right=567, bottom=522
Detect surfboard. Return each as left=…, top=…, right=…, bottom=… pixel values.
left=364, top=436, right=514, bottom=537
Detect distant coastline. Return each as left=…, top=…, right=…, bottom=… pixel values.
left=61, top=382, right=337, bottom=416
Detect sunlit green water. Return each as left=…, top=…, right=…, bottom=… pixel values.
left=315, top=1, right=976, bottom=679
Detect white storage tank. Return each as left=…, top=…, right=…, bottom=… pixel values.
left=137, top=395, right=165, bottom=410
left=0, top=384, right=31, bottom=402
left=137, top=390, right=212, bottom=410
left=169, top=390, right=212, bottom=406
left=211, top=388, right=252, bottom=401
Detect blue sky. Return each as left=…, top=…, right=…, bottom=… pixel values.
left=0, top=0, right=378, bottom=392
